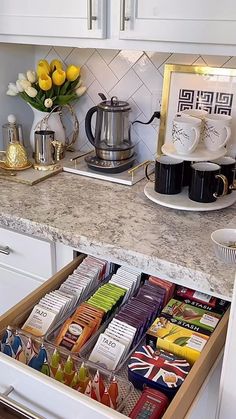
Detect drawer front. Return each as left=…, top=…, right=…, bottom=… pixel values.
left=0, top=257, right=229, bottom=418
left=0, top=354, right=124, bottom=419
left=0, top=227, right=54, bottom=279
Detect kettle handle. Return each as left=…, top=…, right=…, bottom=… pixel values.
left=85, top=106, right=97, bottom=147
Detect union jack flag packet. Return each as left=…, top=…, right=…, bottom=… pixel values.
left=128, top=345, right=190, bottom=397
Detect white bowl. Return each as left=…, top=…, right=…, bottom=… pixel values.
left=211, top=229, right=236, bottom=264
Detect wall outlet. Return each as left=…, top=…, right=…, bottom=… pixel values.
left=151, top=90, right=162, bottom=126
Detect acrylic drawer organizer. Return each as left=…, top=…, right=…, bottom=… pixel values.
left=45, top=273, right=144, bottom=356
left=78, top=320, right=146, bottom=374
left=17, top=264, right=118, bottom=341
left=0, top=327, right=133, bottom=413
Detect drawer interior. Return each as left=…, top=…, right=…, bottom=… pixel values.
left=0, top=256, right=230, bottom=419
left=0, top=255, right=85, bottom=331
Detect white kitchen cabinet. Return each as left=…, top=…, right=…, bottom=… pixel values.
left=0, top=0, right=107, bottom=40
left=119, top=0, right=236, bottom=45
left=1, top=0, right=236, bottom=54
left=0, top=266, right=41, bottom=316
left=0, top=227, right=55, bottom=281
left=0, top=354, right=123, bottom=419
left=0, top=227, right=56, bottom=317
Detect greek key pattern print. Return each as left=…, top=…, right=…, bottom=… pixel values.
left=177, top=89, right=233, bottom=115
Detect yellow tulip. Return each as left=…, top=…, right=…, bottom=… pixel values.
left=50, top=59, right=63, bottom=72
left=37, top=60, right=50, bottom=77
left=52, top=69, right=66, bottom=86
left=66, top=65, right=80, bottom=82
left=38, top=74, right=52, bottom=91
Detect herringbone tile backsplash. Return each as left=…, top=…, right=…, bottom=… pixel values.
left=35, top=46, right=236, bottom=162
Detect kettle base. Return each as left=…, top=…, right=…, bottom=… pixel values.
left=85, top=154, right=136, bottom=174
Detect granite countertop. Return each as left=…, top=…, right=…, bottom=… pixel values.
left=0, top=172, right=235, bottom=300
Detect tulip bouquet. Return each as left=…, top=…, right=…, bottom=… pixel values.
left=6, top=59, right=86, bottom=112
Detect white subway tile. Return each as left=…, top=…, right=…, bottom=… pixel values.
left=109, top=50, right=144, bottom=79
left=109, top=69, right=142, bottom=100
left=87, top=51, right=118, bottom=91
left=66, top=48, right=95, bottom=67
left=87, top=80, right=110, bottom=104
left=97, top=49, right=120, bottom=64
left=146, top=52, right=172, bottom=69
left=80, top=65, right=96, bottom=88
left=132, top=85, right=152, bottom=119
left=133, top=55, right=163, bottom=92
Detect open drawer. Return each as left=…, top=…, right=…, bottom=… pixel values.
left=0, top=256, right=230, bottom=419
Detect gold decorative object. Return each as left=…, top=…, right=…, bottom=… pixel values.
left=128, top=160, right=153, bottom=181
left=0, top=142, right=31, bottom=170
left=37, top=104, right=79, bottom=154
left=34, top=163, right=60, bottom=171
left=52, top=140, right=66, bottom=162
left=158, top=64, right=236, bottom=156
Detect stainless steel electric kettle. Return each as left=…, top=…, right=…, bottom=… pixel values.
left=85, top=93, right=134, bottom=161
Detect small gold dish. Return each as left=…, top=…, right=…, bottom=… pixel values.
left=0, top=161, right=32, bottom=171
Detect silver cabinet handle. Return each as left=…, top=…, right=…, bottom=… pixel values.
left=120, top=0, right=130, bottom=31
left=0, top=245, right=10, bottom=255
left=87, top=0, right=97, bottom=30
left=0, top=386, right=45, bottom=419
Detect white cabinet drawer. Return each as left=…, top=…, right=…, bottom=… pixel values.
left=0, top=354, right=123, bottom=419
left=0, top=266, right=41, bottom=316
left=0, top=227, right=54, bottom=279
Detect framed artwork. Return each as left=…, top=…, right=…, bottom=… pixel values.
left=157, top=64, right=236, bottom=155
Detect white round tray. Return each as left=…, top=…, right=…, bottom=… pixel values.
left=162, top=143, right=227, bottom=161
left=144, top=182, right=236, bottom=211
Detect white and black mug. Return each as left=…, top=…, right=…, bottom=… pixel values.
left=189, top=162, right=228, bottom=203
left=145, top=156, right=184, bottom=195
left=203, top=114, right=232, bottom=151
left=172, top=115, right=201, bottom=155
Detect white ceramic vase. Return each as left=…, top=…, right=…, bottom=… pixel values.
left=29, top=106, right=66, bottom=156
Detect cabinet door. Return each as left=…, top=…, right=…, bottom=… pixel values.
left=0, top=266, right=41, bottom=316
left=0, top=0, right=107, bottom=40
left=119, top=0, right=236, bottom=45
left=0, top=227, right=55, bottom=280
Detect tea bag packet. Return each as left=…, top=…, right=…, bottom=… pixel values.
left=55, top=317, right=95, bottom=353
left=89, top=333, right=126, bottom=371
left=161, top=298, right=222, bottom=336
left=55, top=302, right=106, bottom=352
left=22, top=304, right=59, bottom=337
left=148, top=276, right=175, bottom=305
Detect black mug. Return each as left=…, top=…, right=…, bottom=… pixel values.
left=145, top=156, right=184, bottom=195
left=189, top=162, right=228, bottom=203
left=211, top=157, right=236, bottom=195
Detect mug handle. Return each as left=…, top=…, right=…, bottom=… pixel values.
left=213, top=174, right=228, bottom=198
left=229, top=168, right=236, bottom=190
left=145, top=161, right=155, bottom=182
left=221, top=126, right=231, bottom=147
left=188, top=126, right=200, bottom=153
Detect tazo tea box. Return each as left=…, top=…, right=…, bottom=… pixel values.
left=146, top=317, right=209, bottom=365
left=161, top=299, right=222, bottom=335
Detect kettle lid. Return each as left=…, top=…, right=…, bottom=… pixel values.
left=98, top=96, right=131, bottom=112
